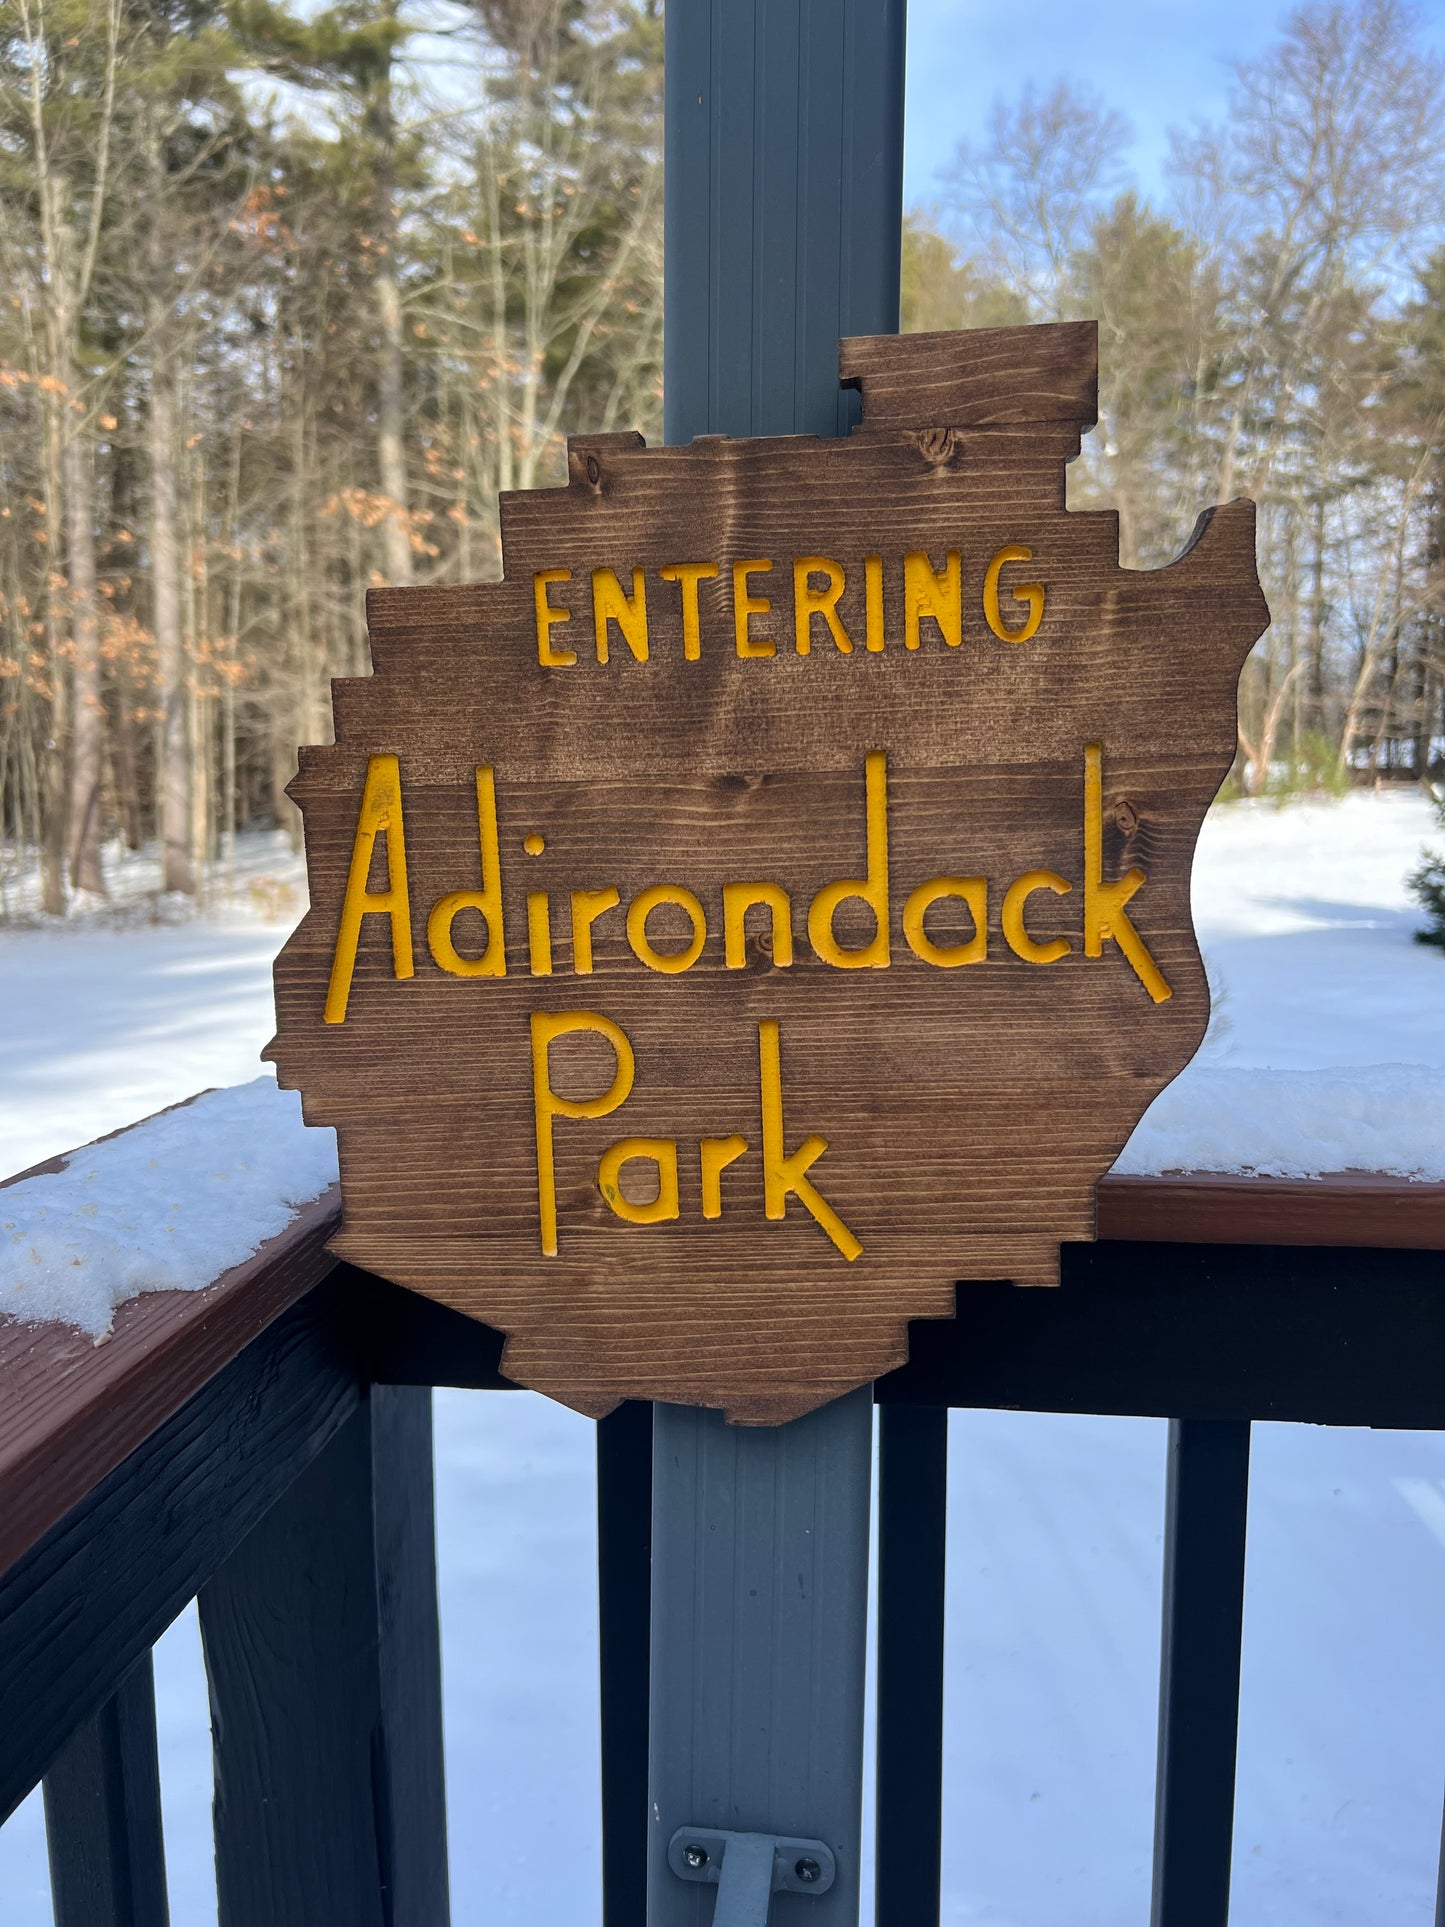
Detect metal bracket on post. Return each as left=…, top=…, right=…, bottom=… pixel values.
left=668, top=1828, right=836, bottom=1926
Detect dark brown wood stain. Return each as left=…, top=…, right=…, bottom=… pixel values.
left=266, top=322, right=1271, bottom=1422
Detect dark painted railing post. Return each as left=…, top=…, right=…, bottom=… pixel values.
left=1151, top=1417, right=1252, bottom=1927
left=42, top=1650, right=170, bottom=1927
left=596, top=1400, right=654, bottom=1927
left=875, top=1403, right=948, bottom=1926
left=197, top=1383, right=448, bottom=1927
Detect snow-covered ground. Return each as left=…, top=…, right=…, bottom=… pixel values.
left=1, top=789, right=1444, bottom=1924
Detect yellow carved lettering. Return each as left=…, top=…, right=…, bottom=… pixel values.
left=427, top=766, right=506, bottom=979
left=903, top=549, right=961, bottom=650
left=598, top=1137, right=680, bottom=1225
left=983, top=545, right=1045, bottom=643
left=700, top=1134, right=748, bottom=1219
left=626, top=884, right=707, bottom=973
left=758, top=1020, right=860, bottom=1260
left=571, top=887, right=620, bottom=974
left=591, top=566, right=649, bottom=664
left=807, top=751, right=889, bottom=968
left=527, top=891, right=553, bottom=976
left=903, top=876, right=987, bottom=967
left=324, top=753, right=413, bottom=1024
left=722, top=881, right=793, bottom=968
left=864, top=554, right=885, bottom=652
left=732, top=559, right=775, bottom=658
left=793, top=556, right=853, bottom=656
left=658, top=562, right=719, bottom=661
left=1084, top=743, right=1171, bottom=1002
left=530, top=1011, right=635, bottom=1255
left=1003, top=870, right=1072, bottom=964
left=533, top=568, right=575, bottom=666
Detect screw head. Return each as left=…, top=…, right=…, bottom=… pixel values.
left=683, top=1844, right=709, bottom=1870
left=795, top=1857, right=822, bottom=1883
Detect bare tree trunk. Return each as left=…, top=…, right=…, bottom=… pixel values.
left=147, top=171, right=193, bottom=893
left=373, top=8, right=412, bottom=587
left=1240, top=662, right=1302, bottom=796
left=271, top=722, right=299, bottom=846
left=1115, top=456, right=1138, bottom=570
left=111, top=672, right=143, bottom=850
left=375, top=263, right=413, bottom=586
left=22, top=0, right=119, bottom=899
left=185, top=430, right=210, bottom=891
left=63, top=415, right=105, bottom=893
left=1215, top=401, right=1244, bottom=507
left=1306, top=496, right=1326, bottom=741
left=1338, top=459, right=1432, bottom=777
left=39, top=393, right=68, bottom=914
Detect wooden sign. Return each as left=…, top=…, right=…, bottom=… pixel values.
left=267, top=322, right=1269, bottom=1423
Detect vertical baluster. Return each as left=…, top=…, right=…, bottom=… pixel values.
left=596, top=1401, right=653, bottom=1927
left=875, top=1402, right=948, bottom=1927
left=1151, top=1418, right=1252, bottom=1927
left=43, top=1648, right=170, bottom=1927
left=198, top=1384, right=448, bottom=1927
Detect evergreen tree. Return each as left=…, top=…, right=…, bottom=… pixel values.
left=1409, top=788, right=1445, bottom=948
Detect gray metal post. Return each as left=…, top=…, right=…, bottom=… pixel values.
left=649, top=3, right=905, bottom=1921
left=663, top=0, right=905, bottom=444
left=649, top=1392, right=873, bottom=1924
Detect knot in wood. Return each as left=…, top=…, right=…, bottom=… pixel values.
left=916, top=427, right=958, bottom=467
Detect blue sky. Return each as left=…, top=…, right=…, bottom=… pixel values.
left=902, top=0, right=1445, bottom=210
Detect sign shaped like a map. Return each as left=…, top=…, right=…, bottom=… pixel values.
left=268, top=322, right=1269, bottom=1423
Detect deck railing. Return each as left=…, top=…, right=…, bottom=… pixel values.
left=2, top=1113, right=1443, bottom=1926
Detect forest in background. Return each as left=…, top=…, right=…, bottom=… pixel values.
left=0, top=0, right=1441, bottom=916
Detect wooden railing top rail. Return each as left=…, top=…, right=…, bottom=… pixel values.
left=1096, top=1168, right=1445, bottom=1248
left=2, top=1101, right=1443, bottom=1574
left=0, top=1186, right=340, bottom=1576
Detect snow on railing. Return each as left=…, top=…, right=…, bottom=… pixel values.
left=4, top=1059, right=1445, bottom=1338
left=0, top=1080, right=337, bottom=1335
left=1117, top=1063, right=1445, bottom=1182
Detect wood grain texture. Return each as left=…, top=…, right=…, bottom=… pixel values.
left=43, top=1653, right=170, bottom=1927
left=840, top=322, right=1099, bottom=428
left=268, top=321, right=1270, bottom=1422
left=200, top=1388, right=448, bottom=1927
left=0, top=1290, right=359, bottom=1822
left=1097, top=1170, right=1445, bottom=1248
left=0, top=1151, right=340, bottom=1574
